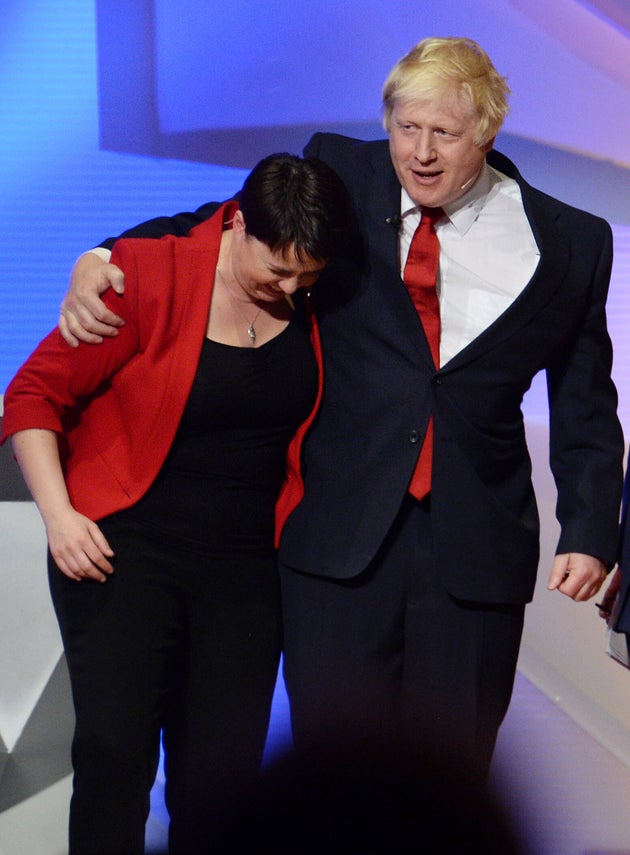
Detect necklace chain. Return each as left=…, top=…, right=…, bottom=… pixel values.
left=216, top=266, right=262, bottom=345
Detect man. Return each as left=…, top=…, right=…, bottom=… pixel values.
left=60, top=37, right=624, bottom=780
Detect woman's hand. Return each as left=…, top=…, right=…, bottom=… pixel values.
left=46, top=507, right=114, bottom=582
left=11, top=429, right=114, bottom=582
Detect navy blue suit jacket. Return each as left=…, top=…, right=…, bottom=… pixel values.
left=276, top=134, right=623, bottom=604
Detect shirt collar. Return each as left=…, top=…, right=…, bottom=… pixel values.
left=400, top=162, right=495, bottom=236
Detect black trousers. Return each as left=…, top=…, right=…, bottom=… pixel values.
left=280, top=495, right=525, bottom=783
left=49, top=518, right=282, bottom=855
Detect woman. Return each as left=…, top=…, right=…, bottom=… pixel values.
left=1, top=153, right=351, bottom=854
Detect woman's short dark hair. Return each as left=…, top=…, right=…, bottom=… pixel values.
left=238, top=153, right=352, bottom=262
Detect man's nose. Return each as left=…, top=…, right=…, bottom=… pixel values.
left=414, top=132, right=436, bottom=160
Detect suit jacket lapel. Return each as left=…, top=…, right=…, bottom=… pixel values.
left=440, top=171, right=571, bottom=373
left=362, top=144, right=400, bottom=269
left=362, top=144, right=439, bottom=367
left=357, top=143, right=571, bottom=373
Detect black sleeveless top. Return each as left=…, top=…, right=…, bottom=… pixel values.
left=122, top=315, right=318, bottom=557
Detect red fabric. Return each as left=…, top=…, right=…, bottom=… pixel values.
left=404, top=206, right=442, bottom=500
left=274, top=297, right=323, bottom=546
left=1, top=201, right=323, bottom=544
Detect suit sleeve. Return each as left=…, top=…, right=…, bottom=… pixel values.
left=99, top=200, right=225, bottom=250
left=547, top=220, right=624, bottom=565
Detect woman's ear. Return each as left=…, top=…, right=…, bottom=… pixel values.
left=232, top=208, right=246, bottom=235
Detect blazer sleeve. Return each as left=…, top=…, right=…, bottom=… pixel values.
left=546, top=219, right=624, bottom=565
left=99, top=200, right=225, bottom=249
left=1, top=251, right=142, bottom=442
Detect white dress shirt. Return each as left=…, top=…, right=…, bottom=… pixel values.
left=399, top=163, right=540, bottom=366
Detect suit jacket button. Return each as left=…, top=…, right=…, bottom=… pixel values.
left=431, top=376, right=442, bottom=385
left=409, top=430, right=420, bottom=444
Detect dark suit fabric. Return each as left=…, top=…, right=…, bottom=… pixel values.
left=278, top=134, right=623, bottom=775
left=614, top=455, right=630, bottom=633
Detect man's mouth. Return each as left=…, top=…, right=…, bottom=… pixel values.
left=410, top=169, right=442, bottom=185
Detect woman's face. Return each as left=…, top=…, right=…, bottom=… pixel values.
left=230, top=210, right=326, bottom=301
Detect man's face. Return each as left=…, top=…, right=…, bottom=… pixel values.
left=387, top=89, right=493, bottom=209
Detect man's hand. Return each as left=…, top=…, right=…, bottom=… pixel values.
left=59, top=250, right=126, bottom=346
left=547, top=552, right=608, bottom=601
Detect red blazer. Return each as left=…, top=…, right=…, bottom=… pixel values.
left=1, top=202, right=323, bottom=543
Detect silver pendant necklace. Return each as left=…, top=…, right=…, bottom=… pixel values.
left=246, top=320, right=258, bottom=345
left=216, top=266, right=262, bottom=346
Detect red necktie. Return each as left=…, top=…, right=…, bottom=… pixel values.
left=403, top=206, right=443, bottom=500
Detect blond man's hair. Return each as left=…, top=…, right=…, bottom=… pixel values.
left=382, top=37, right=510, bottom=147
